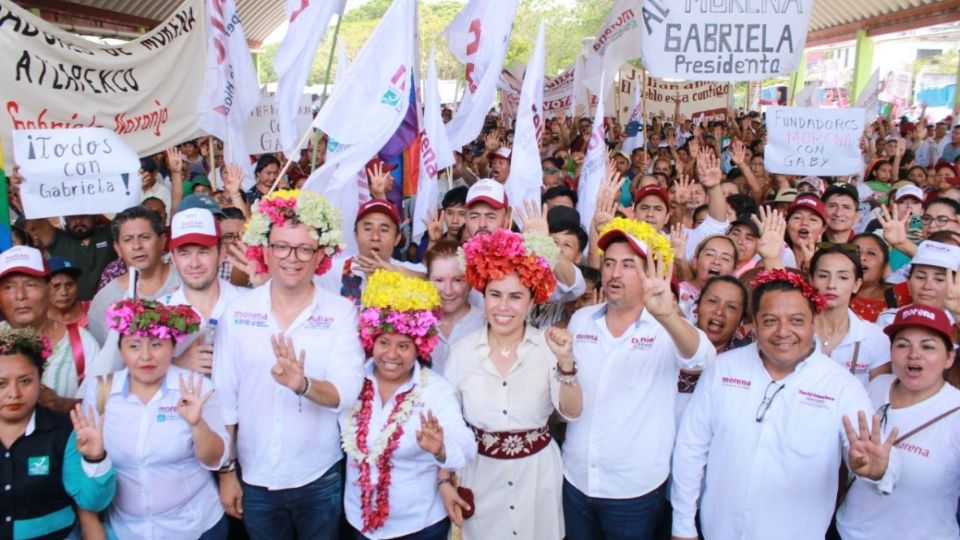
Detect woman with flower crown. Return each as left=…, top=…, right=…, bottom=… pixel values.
left=341, top=269, right=476, bottom=540
left=0, top=326, right=115, bottom=539
left=443, top=229, right=583, bottom=540
left=81, top=299, right=231, bottom=539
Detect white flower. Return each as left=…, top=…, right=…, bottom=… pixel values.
left=500, top=434, right=526, bottom=456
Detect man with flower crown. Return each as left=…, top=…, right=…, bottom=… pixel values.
left=213, top=190, right=365, bottom=540
left=562, top=217, right=715, bottom=540
left=671, top=269, right=898, bottom=540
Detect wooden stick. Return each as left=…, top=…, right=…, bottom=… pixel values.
left=207, top=136, right=218, bottom=191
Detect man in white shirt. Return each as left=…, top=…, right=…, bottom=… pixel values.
left=214, top=193, right=365, bottom=540
left=671, top=270, right=899, bottom=540
left=563, top=223, right=714, bottom=540
left=161, top=207, right=241, bottom=374
left=318, top=199, right=424, bottom=305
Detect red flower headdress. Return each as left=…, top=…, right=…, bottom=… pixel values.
left=461, top=229, right=557, bottom=304
left=750, top=268, right=827, bottom=314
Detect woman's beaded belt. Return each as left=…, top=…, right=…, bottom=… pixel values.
left=470, top=425, right=552, bottom=459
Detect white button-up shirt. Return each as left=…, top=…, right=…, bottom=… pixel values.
left=160, top=278, right=243, bottom=357
left=430, top=306, right=485, bottom=375
left=563, top=304, right=714, bottom=498
left=213, top=282, right=365, bottom=489
left=824, top=309, right=890, bottom=386
left=671, top=344, right=900, bottom=540
left=340, top=361, right=476, bottom=539
left=82, top=365, right=230, bottom=539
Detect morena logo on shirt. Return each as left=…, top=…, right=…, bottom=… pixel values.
left=575, top=333, right=598, bottom=343
left=721, top=376, right=751, bottom=389
left=234, top=311, right=268, bottom=328
left=630, top=336, right=655, bottom=350
left=895, top=441, right=930, bottom=458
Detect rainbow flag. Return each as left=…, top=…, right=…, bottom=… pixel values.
left=0, top=141, right=12, bottom=252
left=401, top=134, right=421, bottom=198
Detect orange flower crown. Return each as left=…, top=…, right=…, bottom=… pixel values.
left=460, top=229, right=557, bottom=304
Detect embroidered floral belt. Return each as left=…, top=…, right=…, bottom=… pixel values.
left=470, top=425, right=552, bottom=459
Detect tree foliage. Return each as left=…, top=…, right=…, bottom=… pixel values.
left=255, top=0, right=615, bottom=86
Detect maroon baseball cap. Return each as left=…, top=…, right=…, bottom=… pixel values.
left=634, top=185, right=670, bottom=207
left=883, top=304, right=955, bottom=346
left=786, top=194, right=827, bottom=222
left=356, top=199, right=401, bottom=226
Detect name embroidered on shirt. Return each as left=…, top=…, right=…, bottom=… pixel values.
left=575, top=333, right=598, bottom=343
left=895, top=441, right=930, bottom=458
left=721, top=376, right=751, bottom=389
left=306, top=315, right=335, bottom=330
left=234, top=311, right=268, bottom=327
left=631, top=336, right=655, bottom=350
left=798, top=389, right=835, bottom=408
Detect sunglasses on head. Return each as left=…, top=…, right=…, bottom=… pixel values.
left=816, top=242, right=860, bottom=255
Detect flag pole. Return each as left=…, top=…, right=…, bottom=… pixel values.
left=311, top=13, right=344, bottom=172
left=207, top=136, right=218, bottom=190
left=269, top=14, right=344, bottom=195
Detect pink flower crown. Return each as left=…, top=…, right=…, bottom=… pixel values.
left=106, top=299, right=201, bottom=343
left=750, top=268, right=827, bottom=314
left=358, top=308, right=441, bottom=361
left=461, top=229, right=557, bottom=304
left=0, top=327, right=52, bottom=361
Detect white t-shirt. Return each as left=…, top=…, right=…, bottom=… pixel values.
left=823, top=309, right=891, bottom=387
left=837, top=375, right=960, bottom=540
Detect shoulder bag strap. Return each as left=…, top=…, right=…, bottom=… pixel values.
left=66, top=323, right=86, bottom=383
left=894, top=405, right=960, bottom=445
left=96, top=373, right=114, bottom=416
left=849, top=342, right=861, bottom=375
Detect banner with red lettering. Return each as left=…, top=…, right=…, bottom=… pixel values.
left=617, top=68, right=730, bottom=124
left=0, top=0, right=205, bottom=160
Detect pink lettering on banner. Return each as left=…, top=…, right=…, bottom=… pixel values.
left=114, top=99, right=169, bottom=137
left=593, top=9, right=637, bottom=54
left=420, top=133, right=437, bottom=180
left=464, top=18, right=481, bottom=93
left=7, top=101, right=100, bottom=130
left=289, top=0, right=309, bottom=23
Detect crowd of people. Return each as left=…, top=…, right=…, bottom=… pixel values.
left=3, top=104, right=960, bottom=540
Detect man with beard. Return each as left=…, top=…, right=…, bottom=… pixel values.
left=161, top=208, right=242, bottom=375
left=25, top=214, right=117, bottom=301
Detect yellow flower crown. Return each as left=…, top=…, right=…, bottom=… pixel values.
left=361, top=269, right=441, bottom=312
left=598, top=217, right=675, bottom=266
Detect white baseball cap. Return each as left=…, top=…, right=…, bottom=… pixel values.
left=0, top=246, right=47, bottom=280
left=170, top=208, right=219, bottom=250
left=910, top=240, right=960, bottom=271
left=466, top=179, right=508, bottom=210
left=893, top=184, right=925, bottom=202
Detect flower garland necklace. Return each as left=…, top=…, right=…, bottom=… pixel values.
left=342, top=367, right=429, bottom=532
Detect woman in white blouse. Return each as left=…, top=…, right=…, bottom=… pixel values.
left=340, top=269, right=475, bottom=540
left=444, top=229, right=583, bottom=540
left=424, top=240, right=485, bottom=375
left=82, top=299, right=229, bottom=539
left=836, top=303, right=960, bottom=540
left=809, top=244, right=892, bottom=386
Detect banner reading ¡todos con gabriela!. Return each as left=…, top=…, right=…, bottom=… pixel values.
left=0, top=0, right=205, bottom=161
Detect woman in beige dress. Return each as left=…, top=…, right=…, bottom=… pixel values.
left=444, top=229, right=583, bottom=539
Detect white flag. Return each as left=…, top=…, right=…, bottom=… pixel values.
left=583, top=0, right=643, bottom=96
left=413, top=50, right=456, bottom=243
left=577, top=73, right=607, bottom=235
left=444, top=0, right=519, bottom=148
left=198, top=0, right=259, bottom=174
left=621, top=82, right=643, bottom=153
left=505, top=20, right=546, bottom=216
left=335, top=36, right=350, bottom=83
left=794, top=82, right=821, bottom=108
left=854, top=70, right=881, bottom=123
left=275, top=0, right=345, bottom=157
left=301, top=0, right=417, bottom=255
left=571, top=49, right=590, bottom=117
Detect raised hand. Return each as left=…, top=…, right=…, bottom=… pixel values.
left=270, top=334, right=307, bottom=393
left=638, top=255, right=677, bottom=319
left=484, top=131, right=502, bottom=152
left=222, top=163, right=245, bottom=195
left=367, top=163, right=394, bottom=199
left=355, top=250, right=397, bottom=275
left=165, top=148, right=183, bottom=176
left=697, top=151, right=723, bottom=188
left=593, top=172, right=624, bottom=234
left=416, top=410, right=445, bottom=460
left=688, top=137, right=701, bottom=160
left=844, top=411, right=898, bottom=481
left=669, top=224, right=688, bottom=262
left=69, top=404, right=105, bottom=462
left=177, top=372, right=215, bottom=427
left=545, top=326, right=574, bottom=361
left=795, top=231, right=821, bottom=273
left=754, top=206, right=787, bottom=263
left=518, top=200, right=549, bottom=236
left=227, top=242, right=269, bottom=287
left=876, top=205, right=907, bottom=248
left=421, top=208, right=443, bottom=243
left=575, top=103, right=586, bottom=120
left=730, top=139, right=747, bottom=166
left=944, top=270, right=960, bottom=318
left=672, top=175, right=693, bottom=207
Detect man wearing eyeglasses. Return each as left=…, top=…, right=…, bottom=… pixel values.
left=671, top=270, right=898, bottom=540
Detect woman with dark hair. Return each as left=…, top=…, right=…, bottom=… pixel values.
left=810, top=244, right=891, bottom=386
left=678, top=235, right=738, bottom=321
left=850, top=233, right=897, bottom=322
left=0, top=326, right=116, bottom=538
left=245, top=154, right=285, bottom=205
left=836, top=304, right=960, bottom=540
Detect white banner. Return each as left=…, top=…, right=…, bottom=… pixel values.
left=274, top=0, right=345, bottom=156
left=764, top=106, right=865, bottom=176
left=617, top=68, right=729, bottom=124
left=577, top=74, right=606, bottom=236
left=505, top=20, right=546, bottom=214
left=639, top=0, right=813, bottom=81
left=302, top=0, right=416, bottom=255
left=198, top=0, right=259, bottom=168
left=543, top=64, right=576, bottom=114
left=854, top=70, right=880, bottom=124
left=413, top=50, right=456, bottom=243
left=793, top=82, right=821, bottom=108
left=583, top=0, right=643, bottom=95
left=444, top=0, right=519, bottom=148
left=244, top=95, right=313, bottom=155
left=621, top=82, right=643, bottom=153
left=13, top=128, right=141, bottom=218
left=0, top=0, right=205, bottom=159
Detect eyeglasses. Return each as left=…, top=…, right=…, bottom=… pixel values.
left=816, top=242, right=860, bottom=255
left=268, top=243, right=319, bottom=261
left=755, top=380, right=786, bottom=423
left=877, top=403, right=891, bottom=431
left=920, top=215, right=959, bottom=226
left=221, top=233, right=241, bottom=244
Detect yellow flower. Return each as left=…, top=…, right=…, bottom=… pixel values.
left=361, top=270, right=441, bottom=312
left=266, top=189, right=301, bottom=202
left=598, top=217, right=675, bottom=266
